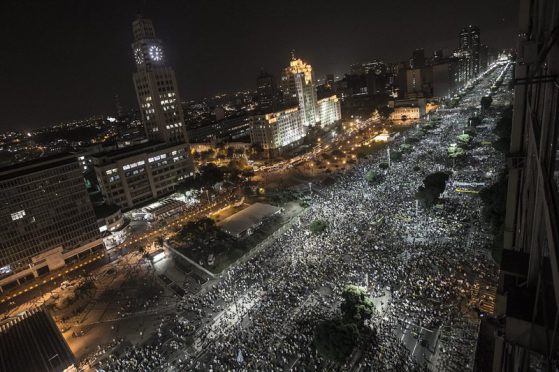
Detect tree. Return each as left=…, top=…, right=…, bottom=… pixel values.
left=309, top=219, right=328, bottom=234
left=365, top=170, right=382, bottom=184
left=415, top=172, right=450, bottom=208
left=481, top=96, right=493, bottom=110
left=390, top=150, right=403, bottom=162
left=377, top=105, right=394, bottom=120
left=400, top=143, right=413, bottom=153
left=468, top=117, right=482, bottom=126
left=379, top=162, right=389, bottom=170
left=199, top=163, right=225, bottom=185
left=313, top=319, right=358, bottom=363
left=178, top=217, right=217, bottom=242
left=456, top=133, right=471, bottom=146
left=341, top=285, right=375, bottom=325
left=448, top=145, right=466, bottom=158
left=423, top=172, right=450, bottom=195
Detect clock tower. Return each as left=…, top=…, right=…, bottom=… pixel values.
left=131, top=15, right=188, bottom=144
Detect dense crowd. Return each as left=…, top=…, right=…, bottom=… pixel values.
left=99, top=62, right=513, bottom=371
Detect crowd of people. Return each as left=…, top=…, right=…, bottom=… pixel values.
left=99, top=61, right=513, bottom=371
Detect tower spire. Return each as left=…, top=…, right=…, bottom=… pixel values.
left=291, top=49, right=296, bottom=61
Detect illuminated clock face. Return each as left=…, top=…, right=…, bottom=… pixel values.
left=149, top=45, right=163, bottom=62
left=134, top=48, right=143, bottom=65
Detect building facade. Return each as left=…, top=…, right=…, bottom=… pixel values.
left=317, top=95, right=342, bottom=126
left=187, top=115, right=251, bottom=143
left=431, top=60, right=460, bottom=98
left=249, top=107, right=305, bottom=153
left=405, top=67, right=433, bottom=97
left=93, top=142, right=193, bottom=209
left=282, top=54, right=318, bottom=126
left=493, top=0, right=559, bottom=369
left=256, top=70, right=277, bottom=110
left=0, top=154, right=103, bottom=292
left=132, top=16, right=188, bottom=144
left=457, top=25, right=481, bottom=81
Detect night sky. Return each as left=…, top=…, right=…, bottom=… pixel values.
left=1, top=0, right=518, bottom=131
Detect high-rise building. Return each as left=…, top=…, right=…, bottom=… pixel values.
left=405, top=67, right=433, bottom=98
left=431, top=59, right=460, bottom=98
left=256, top=70, right=277, bottom=110
left=433, top=50, right=444, bottom=64
left=479, top=44, right=489, bottom=70
left=132, top=16, right=188, bottom=144
left=0, top=154, right=104, bottom=293
left=458, top=25, right=481, bottom=80
left=249, top=107, right=305, bottom=153
left=281, top=53, right=318, bottom=127
left=91, top=16, right=194, bottom=210
left=350, top=60, right=386, bottom=75
left=493, top=0, right=559, bottom=369
left=412, top=49, right=426, bottom=69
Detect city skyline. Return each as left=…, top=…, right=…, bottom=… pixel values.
left=2, top=0, right=518, bottom=131
left=2, top=0, right=557, bottom=369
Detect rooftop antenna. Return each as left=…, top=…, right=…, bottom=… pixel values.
left=291, top=49, right=296, bottom=61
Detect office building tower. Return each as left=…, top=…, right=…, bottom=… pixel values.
left=0, top=154, right=103, bottom=293
left=458, top=25, right=481, bottom=80
left=132, top=16, right=188, bottom=144
left=282, top=53, right=318, bottom=126
left=249, top=107, right=305, bottom=154
left=480, top=44, right=489, bottom=70
left=405, top=67, right=433, bottom=98
left=492, top=0, right=559, bottom=369
left=92, top=142, right=193, bottom=209
left=256, top=70, right=277, bottom=109
left=431, top=59, right=460, bottom=98
left=350, top=60, right=386, bottom=75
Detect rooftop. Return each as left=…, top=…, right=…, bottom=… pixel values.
left=0, top=153, right=78, bottom=182
left=0, top=307, right=76, bottom=372
left=218, top=203, right=281, bottom=238
left=91, top=141, right=188, bottom=164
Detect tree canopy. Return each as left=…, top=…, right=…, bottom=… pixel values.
left=309, top=219, right=328, bottom=234
left=415, top=172, right=450, bottom=208
left=448, top=146, right=466, bottom=158
left=341, top=285, right=375, bottom=325
left=377, top=106, right=394, bottom=120
left=481, top=96, right=493, bottom=110
left=365, top=170, right=382, bottom=184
